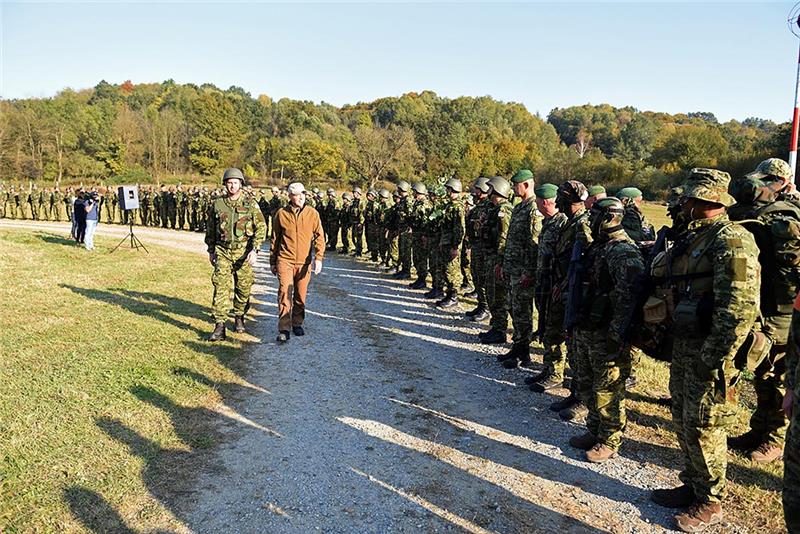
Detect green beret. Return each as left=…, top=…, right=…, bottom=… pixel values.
left=617, top=187, right=643, bottom=199
left=511, top=169, right=534, bottom=183
left=587, top=185, right=606, bottom=196
left=535, top=183, right=558, bottom=199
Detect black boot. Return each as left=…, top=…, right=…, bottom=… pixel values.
left=465, top=305, right=484, bottom=318
left=409, top=278, right=426, bottom=289
left=208, top=322, right=226, bottom=341
left=234, top=316, right=246, bottom=333
left=549, top=394, right=579, bottom=412
left=497, top=344, right=520, bottom=362
left=480, top=328, right=506, bottom=344
left=503, top=344, right=531, bottom=369
left=437, top=290, right=459, bottom=309
left=470, top=308, right=490, bottom=322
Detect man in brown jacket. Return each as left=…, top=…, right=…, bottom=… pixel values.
left=270, top=182, right=325, bottom=343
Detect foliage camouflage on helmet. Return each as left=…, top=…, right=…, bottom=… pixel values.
left=411, top=182, right=428, bottom=195
left=445, top=177, right=463, bottom=193
left=487, top=176, right=512, bottom=199
left=681, top=168, right=735, bottom=207
left=747, top=158, right=792, bottom=181
left=473, top=177, right=491, bottom=193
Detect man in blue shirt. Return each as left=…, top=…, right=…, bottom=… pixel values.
left=83, top=192, right=100, bottom=250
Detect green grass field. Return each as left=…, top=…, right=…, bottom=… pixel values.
left=0, top=229, right=257, bottom=532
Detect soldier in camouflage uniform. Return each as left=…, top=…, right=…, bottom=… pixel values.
left=384, top=191, right=402, bottom=273
left=339, top=192, right=352, bottom=254
left=784, top=290, right=800, bottom=533
left=364, top=189, right=378, bottom=260
left=409, top=182, right=432, bottom=289
left=394, top=181, right=413, bottom=279
left=496, top=169, right=541, bottom=368
left=375, top=189, right=392, bottom=266
left=436, top=178, right=466, bottom=309
left=323, top=189, right=341, bottom=251
left=177, top=185, right=188, bottom=230
left=464, top=177, right=493, bottom=321
left=567, top=197, right=645, bottom=463
left=461, top=194, right=474, bottom=294
left=349, top=187, right=365, bottom=257
left=550, top=180, right=593, bottom=420
left=103, top=187, right=116, bottom=223
left=650, top=169, right=759, bottom=533
left=726, top=158, right=800, bottom=463
left=478, top=176, right=513, bottom=345
left=618, top=187, right=655, bottom=242
left=528, top=183, right=569, bottom=392
left=205, top=168, right=267, bottom=341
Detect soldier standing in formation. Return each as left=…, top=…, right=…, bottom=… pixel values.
left=436, top=178, right=466, bottom=309
left=349, top=187, right=365, bottom=257
left=409, top=182, right=431, bottom=290
left=464, top=177, right=492, bottom=322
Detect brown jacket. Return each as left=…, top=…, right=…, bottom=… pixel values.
left=270, top=205, right=325, bottom=266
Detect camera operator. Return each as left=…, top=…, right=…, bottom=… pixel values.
left=73, top=190, right=87, bottom=244
left=83, top=191, right=100, bottom=250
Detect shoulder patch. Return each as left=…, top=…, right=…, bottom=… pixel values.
left=725, top=237, right=743, bottom=248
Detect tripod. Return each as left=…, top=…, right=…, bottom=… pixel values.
left=111, top=217, right=148, bottom=254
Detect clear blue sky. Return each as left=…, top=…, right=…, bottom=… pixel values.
left=1, top=1, right=797, bottom=122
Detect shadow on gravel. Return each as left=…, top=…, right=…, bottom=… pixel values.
left=60, top=284, right=209, bottom=337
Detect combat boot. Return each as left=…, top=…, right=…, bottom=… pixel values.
left=208, top=322, right=226, bottom=342
left=501, top=344, right=529, bottom=369
left=470, top=308, right=489, bottom=322
left=650, top=485, right=695, bottom=508
left=480, top=329, right=506, bottom=344
left=585, top=443, right=617, bottom=463
left=409, top=278, right=426, bottom=289
left=497, top=344, right=520, bottom=362
left=465, top=305, right=483, bottom=318
left=525, top=369, right=549, bottom=385
left=386, top=266, right=399, bottom=275
left=437, top=290, right=459, bottom=310
left=549, top=393, right=579, bottom=412
left=568, top=432, right=598, bottom=451
left=560, top=402, right=588, bottom=421
left=463, top=289, right=478, bottom=299
left=530, top=375, right=562, bottom=393
left=749, top=442, right=783, bottom=463
left=674, top=502, right=722, bottom=532
left=727, top=430, right=760, bottom=453
left=394, top=270, right=412, bottom=280
left=234, top=316, right=246, bottom=333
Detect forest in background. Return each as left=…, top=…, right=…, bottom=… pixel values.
left=0, top=80, right=790, bottom=197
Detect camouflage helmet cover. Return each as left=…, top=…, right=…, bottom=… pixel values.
left=589, top=196, right=626, bottom=236
left=557, top=180, right=589, bottom=204
left=746, top=158, right=792, bottom=181
left=379, top=188, right=391, bottom=199
left=396, top=180, right=411, bottom=192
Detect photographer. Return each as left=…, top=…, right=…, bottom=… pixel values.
left=83, top=191, right=100, bottom=250
left=73, top=191, right=87, bottom=244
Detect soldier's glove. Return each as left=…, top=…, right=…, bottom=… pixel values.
left=695, top=360, right=720, bottom=382
left=519, top=275, right=534, bottom=289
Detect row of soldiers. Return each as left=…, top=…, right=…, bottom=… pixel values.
left=316, top=161, right=800, bottom=533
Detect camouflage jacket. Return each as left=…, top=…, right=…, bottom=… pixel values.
left=409, top=198, right=432, bottom=232
left=483, top=200, right=513, bottom=261
left=667, top=214, right=760, bottom=369
left=363, top=200, right=376, bottom=226
left=348, top=198, right=365, bottom=226
left=205, top=195, right=267, bottom=253
left=465, top=198, right=493, bottom=250
left=395, top=196, right=413, bottom=233
left=502, top=197, right=542, bottom=278
left=788, top=293, right=800, bottom=389
left=622, top=205, right=656, bottom=242
left=439, top=198, right=465, bottom=249
left=554, top=208, right=592, bottom=283
left=536, top=211, right=568, bottom=294
left=581, top=230, right=645, bottom=339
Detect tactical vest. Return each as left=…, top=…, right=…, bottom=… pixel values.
left=212, top=197, right=258, bottom=249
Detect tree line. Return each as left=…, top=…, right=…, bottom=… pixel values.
left=0, top=80, right=789, bottom=198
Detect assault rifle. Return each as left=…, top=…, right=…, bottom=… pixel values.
left=621, top=226, right=669, bottom=343
left=563, top=240, right=586, bottom=332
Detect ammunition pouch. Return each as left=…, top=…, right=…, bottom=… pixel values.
left=642, top=295, right=669, bottom=325
left=734, top=329, right=773, bottom=373
left=586, top=293, right=612, bottom=327
left=672, top=292, right=713, bottom=336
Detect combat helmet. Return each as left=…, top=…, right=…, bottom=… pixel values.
left=487, top=176, right=511, bottom=199
left=445, top=178, right=463, bottom=193
left=379, top=188, right=391, bottom=199
left=589, top=197, right=626, bottom=239
left=396, top=180, right=411, bottom=193
left=327, top=187, right=336, bottom=195
left=222, top=168, right=245, bottom=185
left=411, top=182, right=428, bottom=195
left=473, top=177, right=491, bottom=194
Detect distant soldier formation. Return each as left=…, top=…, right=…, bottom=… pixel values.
left=4, top=159, right=800, bottom=532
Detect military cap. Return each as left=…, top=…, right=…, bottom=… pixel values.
left=222, top=168, right=245, bottom=184
left=511, top=169, right=534, bottom=184
left=557, top=180, right=589, bottom=203
left=488, top=176, right=512, bottom=199
left=587, top=185, right=606, bottom=196
left=473, top=177, right=491, bottom=193
left=681, top=168, right=735, bottom=207
left=379, top=188, right=390, bottom=199
left=445, top=178, right=463, bottom=193
left=411, top=182, right=428, bottom=195
left=396, top=180, right=411, bottom=192
left=617, top=187, right=643, bottom=199
left=535, top=183, right=558, bottom=199
left=747, top=158, right=792, bottom=181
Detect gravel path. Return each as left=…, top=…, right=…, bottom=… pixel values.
left=180, top=251, right=694, bottom=534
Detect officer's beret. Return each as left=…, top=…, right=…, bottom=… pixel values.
left=535, top=183, right=558, bottom=199
left=587, top=185, right=606, bottom=196
left=617, top=187, right=643, bottom=199
left=511, top=169, right=534, bottom=184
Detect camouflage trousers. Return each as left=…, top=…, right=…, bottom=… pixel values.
left=485, top=254, right=508, bottom=331
left=748, top=314, right=791, bottom=445
left=211, top=246, right=255, bottom=323
left=327, top=222, right=340, bottom=249
left=429, top=237, right=444, bottom=290
left=461, top=246, right=472, bottom=288
left=340, top=224, right=351, bottom=252
left=412, top=232, right=429, bottom=279
left=443, top=245, right=462, bottom=291
left=366, top=223, right=378, bottom=259
left=399, top=231, right=413, bottom=272
left=7, top=203, right=16, bottom=218
left=539, top=293, right=567, bottom=380
left=508, top=273, right=535, bottom=346
left=784, top=394, right=800, bottom=533
left=671, top=338, right=739, bottom=503
left=388, top=235, right=399, bottom=266
left=471, top=248, right=488, bottom=308
left=574, top=326, right=631, bottom=450
left=104, top=204, right=114, bottom=224
left=352, top=224, right=364, bottom=254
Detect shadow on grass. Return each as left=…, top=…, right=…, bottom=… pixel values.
left=64, top=486, right=137, bottom=534
left=60, top=284, right=210, bottom=337
left=36, top=232, right=78, bottom=247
